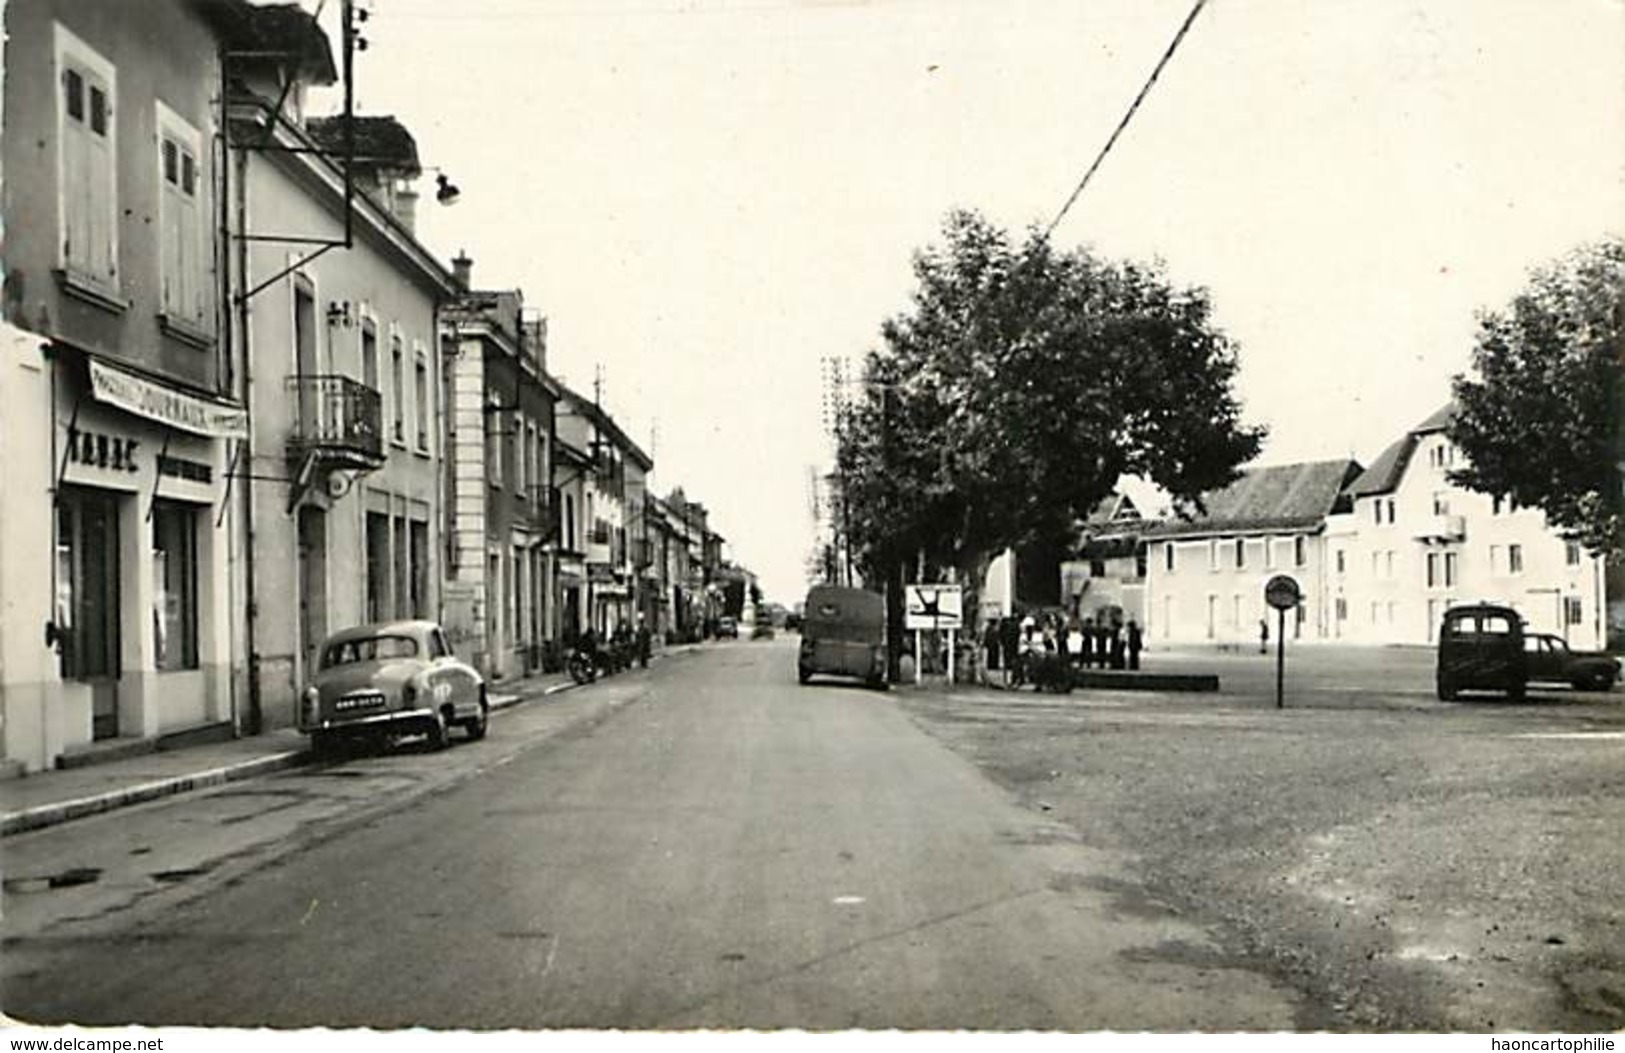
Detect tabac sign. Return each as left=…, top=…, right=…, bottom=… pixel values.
left=904, top=584, right=963, bottom=630
left=89, top=358, right=247, bottom=440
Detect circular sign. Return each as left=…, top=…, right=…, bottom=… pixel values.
left=1264, top=574, right=1302, bottom=611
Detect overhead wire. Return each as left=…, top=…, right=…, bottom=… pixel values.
left=1044, top=0, right=1210, bottom=239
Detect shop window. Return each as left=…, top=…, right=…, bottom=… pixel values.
left=56, top=25, right=119, bottom=294
left=1509, top=544, right=1523, bottom=574
left=1564, top=597, right=1583, bottom=626
left=1565, top=541, right=1582, bottom=566
left=151, top=501, right=199, bottom=671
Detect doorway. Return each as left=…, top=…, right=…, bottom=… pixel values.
left=57, top=489, right=122, bottom=739
left=297, top=506, right=328, bottom=681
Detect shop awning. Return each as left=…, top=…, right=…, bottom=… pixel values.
left=89, top=358, right=248, bottom=440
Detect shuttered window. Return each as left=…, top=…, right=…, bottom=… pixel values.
left=157, top=103, right=209, bottom=333
left=56, top=25, right=118, bottom=291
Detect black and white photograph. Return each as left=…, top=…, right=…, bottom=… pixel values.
left=0, top=0, right=1621, bottom=1042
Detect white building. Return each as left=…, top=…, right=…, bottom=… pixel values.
left=1326, top=405, right=1609, bottom=649
left=1142, top=460, right=1362, bottom=646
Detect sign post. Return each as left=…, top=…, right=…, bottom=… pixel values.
left=1263, top=575, right=1303, bottom=710
left=904, top=584, right=964, bottom=685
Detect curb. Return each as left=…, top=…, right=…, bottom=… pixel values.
left=1, top=749, right=312, bottom=838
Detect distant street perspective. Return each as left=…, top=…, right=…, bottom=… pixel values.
left=2, top=0, right=1622, bottom=1040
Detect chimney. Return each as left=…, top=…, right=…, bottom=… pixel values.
left=393, top=181, right=419, bottom=235
left=452, top=252, right=473, bottom=290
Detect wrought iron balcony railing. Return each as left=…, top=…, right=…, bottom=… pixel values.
left=286, top=374, right=384, bottom=466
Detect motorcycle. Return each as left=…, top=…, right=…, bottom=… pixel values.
left=566, top=647, right=600, bottom=685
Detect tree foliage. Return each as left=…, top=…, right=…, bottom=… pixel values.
left=835, top=210, right=1264, bottom=604
left=1447, top=236, right=1624, bottom=559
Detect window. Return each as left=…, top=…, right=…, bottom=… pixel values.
left=156, top=103, right=207, bottom=334
left=1264, top=537, right=1277, bottom=569
left=1426, top=552, right=1439, bottom=588
left=151, top=501, right=198, bottom=671
left=56, top=25, right=119, bottom=293
left=323, top=635, right=417, bottom=668
left=413, top=352, right=429, bottom=451
left=1565, top=541, right=1582, bottom=566
left=366, top=512, right=389, bottom=621
left=1234, top=538, right=1245, bottom=570
left=390, top=334, right=405, bottom=444
left=1385, top=499, right=1395, bottom=523
left=1294, top=536, right=1306, bottom=567
left=1564, top=597, right=1583, bottom=626
left=427, top=629, right=449, bottom=660
left=361, top=320, right=379, bottom=391
left=1335, top=597, right=1347, bottom=621
left=564, top=493, right=576, bottom=550
left=1164, top=544, right=1175, bottom=573
left=1386, top=551, right=1394, bottom=577
left=1490, top=544, right=1502, bottom=575
left=1492, top=495, right=1504, bottom=516
left=1371, top=551, right=1381, bottom=577
left=486, top=399, right=502, bottom=489
left=1089, top=558, right=1106, bottom=578
left=1372, top=501, right=1381, bottom=525
left=1335, top=549, right=1345, bottom=575
left=1432, top=492, right=1450, bottom=515
left=1444, top=551, right=1458, bottom=588
left=1509, top=544, right=1523, bottom=574
left=1208, top=539, right=1219, bottom=573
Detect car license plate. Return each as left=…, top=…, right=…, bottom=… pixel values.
left=335, top=692, right=385, bottom=712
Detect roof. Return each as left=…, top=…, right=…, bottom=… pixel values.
left=1144, top=459, right=1363, bottom=539
left=1346, top=402, right=1455, bottom=497
left=558, top=387, right=654, bottom=470
left=322, top=620, right=440, bottom=645
left=307, top=115, right=421, bottom=176
left=199, top=1, right=337, bottom=84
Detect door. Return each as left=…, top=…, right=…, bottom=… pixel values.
left=58, top=491, right=121, bottom=739
left=297, top=507, right=328, bottom=684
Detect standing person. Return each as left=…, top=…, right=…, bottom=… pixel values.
left=1092, top=619, right=1109, bottom=669
left=635, top=617, right=652, bottom=669
left=982, top=619, right=1001, bottom=685
left=1259, top=616, right=1270, bottom=655
left=1055, top=614, right=1071, bottom=665
left=999, top=616, right=1021, bottom=688
left=1127, top=619, right=1143, bottom=670
left=1080, top=617, right=1095, bottom=670
left=1109, top=621, right=1126, bottom=670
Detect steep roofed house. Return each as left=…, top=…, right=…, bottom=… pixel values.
left=1324, top=405, right=1609, bottom=648
left=1143, top=460, right=1363, bottom=645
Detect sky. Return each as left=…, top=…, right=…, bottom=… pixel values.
left=311, top=0, right=1623, bottom=603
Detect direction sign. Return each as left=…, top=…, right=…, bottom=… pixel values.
left=1264, top=574, right=1302, bottom=611
left=904, top=584, right=963, bottom=630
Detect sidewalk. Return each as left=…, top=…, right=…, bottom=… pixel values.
left=0, top=666, right=578, bottom=838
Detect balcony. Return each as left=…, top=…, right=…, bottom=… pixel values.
left=1413, top=514, right=1466, bottom=542
left=286, top=375, right=384, bottom=469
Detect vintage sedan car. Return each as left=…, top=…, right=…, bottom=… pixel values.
left=1523, top=633, right=1620, bottom=692
left=716, top=616, right=739, bottom=639
left=300, top=620, right=488, bottom=752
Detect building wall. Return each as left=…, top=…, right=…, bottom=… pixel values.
left=1145, top=533, right=1327, bottom=646
left=1327, top=432, right=1607, bottom=649
left=238, top=154, right=444, bottom=729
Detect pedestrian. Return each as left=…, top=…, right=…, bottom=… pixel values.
left=999, top=616, right=1021, bottom=687
left=1055, top=615, right=1071, bottom=665
left=1080, top=617, right=1095, bottom=669
left=1093, top=619, right=1110, bottom=669
left=635, top=617, right=652, bottom=669
left=1127, top=619, right=1143, bottom=671
left=1259, top=616, right=1270, bottom=655
left=982, top=619, right=1001, bottom=685
left=1109, top=621, right=1126, bottom=670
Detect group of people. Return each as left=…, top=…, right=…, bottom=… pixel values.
left=981, top=611, right=1143, bottom=687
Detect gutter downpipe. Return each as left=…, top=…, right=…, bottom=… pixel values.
left=233, top=106, right=262, bottom=736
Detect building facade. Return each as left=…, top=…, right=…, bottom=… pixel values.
left=1326, top=407, right=1609, bottom=649
left=2, top=0, right=248, bottom=772
left=441, top=268, right=560, bottom=680
left=224, top=27, right=457, bottom=730
left=1142, top=460, right=1362, bottom=646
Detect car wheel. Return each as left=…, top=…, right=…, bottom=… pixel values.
left=1507, top=681, right=1527, bottom=703
left=798, top=668, right=811, bottom=685
left=310, top=729, right=344, bottom=758
left=465, top=701, right=489, bottom=741
left=1436, top=678, right=1457, bottom=702
left=426, top=711, right=451, bottom=751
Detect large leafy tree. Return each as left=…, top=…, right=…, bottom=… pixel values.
left=835, top=209, right=1264, bottom=620
left=1448, top=237, right=1624, bottom=559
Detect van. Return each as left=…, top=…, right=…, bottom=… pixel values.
left=1436, top=603, right=1526, bottom=701
left=798, top=585, right=888, bottom=689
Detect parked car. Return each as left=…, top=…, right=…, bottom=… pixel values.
left=717, top=616, right=739, bottom=639
left=798, top=585, right=888, bottom=689
left=300, top=620, right=487, bottom=753
left=1437, top=604, right=1526, bottom=701
left=751, top=622, right=776, bottom=640
left=1523, top=633, right=1621, bottom=692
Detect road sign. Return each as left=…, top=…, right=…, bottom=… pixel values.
left=1264, top=574, right=1302, bottom=611
left=904, top=584, right=963, bottom=630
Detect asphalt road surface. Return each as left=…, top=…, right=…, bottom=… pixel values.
left=3, top=640, right=1299, bottom=1031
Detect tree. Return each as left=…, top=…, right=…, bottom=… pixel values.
left=1448, top=237, right=1624, bottom=559
left=836, top=209, right=1264, bottom=623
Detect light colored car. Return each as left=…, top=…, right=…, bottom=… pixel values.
left=300, top=620, right=487, bottom=753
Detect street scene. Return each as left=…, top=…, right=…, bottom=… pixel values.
left=1, top=0, right=1622, bottom=1042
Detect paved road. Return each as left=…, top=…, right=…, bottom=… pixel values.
left=2, top=640, right=1297, bottom=1030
